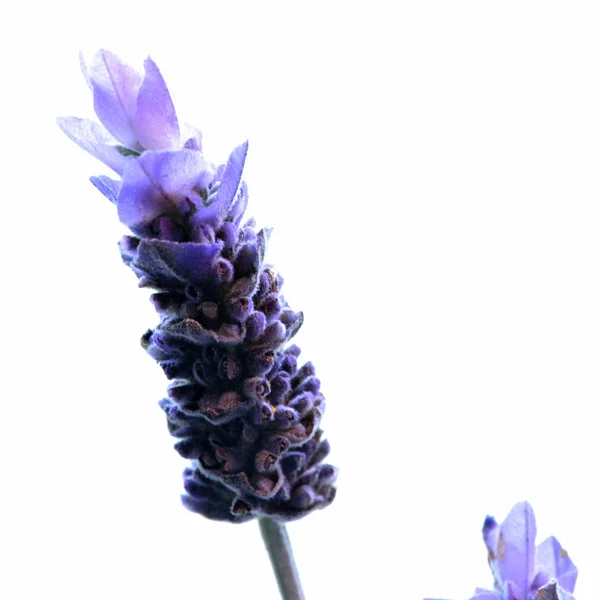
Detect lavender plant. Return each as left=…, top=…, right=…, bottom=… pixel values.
left=427, top=502, right=578, bottom=600
left=58, top=49, right=337, bottom=599
left=58, top=49, right=583, bottom=600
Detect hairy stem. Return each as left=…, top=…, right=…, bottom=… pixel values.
left=259, top=517, right=306, bottom=600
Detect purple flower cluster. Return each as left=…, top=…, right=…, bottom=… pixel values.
left=428, top=502, right=578, bottom=600
left=59, top=50, right=336, bottom=522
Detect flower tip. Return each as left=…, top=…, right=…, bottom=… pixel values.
left=56, top=115, right=77, bottom=135
left=56, top=114, right=80, bottom=139
left=94, top=47, right=113, bottom=62
left=232, top=139, right=250, bottom=173
left=506, top=500, right=536, bottom=527
left=238, top=139, right=250, bottom=160
left=78, top=50, right=91, bottom=88
left=90, top=175, right=120, bottom=204
left=229, top=140, right=250, bottom=165
left=142, top=55, right=162, bottom=79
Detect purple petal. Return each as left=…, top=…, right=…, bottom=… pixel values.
left=218, top=141, right=248, bottom=203
left=535, top=537, right=578, bottom=593
left=133, top=57, right=180, bottom=150
left=79, top=50, right=91, bottom=89
left=531, top=571, right=550, bottom=590
left=503, top=581, right=524, bottom=600
left=482, top=515, right=500, bottom=555
left=57, top=117, right=131, bottom=174
left=90, top=175, right=120, bottom=204
left=471, top=590, right=501, bottom=600
left=131, top=239, right=223, bottom=289
left=230, top=181, right=249, bottom=225
left=182, top=123, right=203, bottom=151
left=192, top=141, right=248, bottom=228
left=88, top=49, right=142, bottom=148
left=492, top=502, right=536, bottom=600
left=117, top=149, right=212, bottom=230
left=163, top=241, right=224, bottom=288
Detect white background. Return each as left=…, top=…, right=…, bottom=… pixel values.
left=1, top=2, right=599, bottom=599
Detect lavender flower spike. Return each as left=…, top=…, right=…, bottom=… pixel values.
left=60, top=48, right=336, bottom=598
left=427, top=502, right=577, bottom=600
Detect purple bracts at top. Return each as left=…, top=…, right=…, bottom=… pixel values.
left=58, top=50, right=337, bottom=523
left=427, top=502, right=577, bottom=600
left=58, top=50, right=203, bottom=176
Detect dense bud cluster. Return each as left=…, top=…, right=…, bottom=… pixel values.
left=121, top=205, right=336, bottom=522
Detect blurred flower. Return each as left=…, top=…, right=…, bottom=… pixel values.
left=59, top=49, right=337, bottom=523
left=427, top=502, right=577, bottom=600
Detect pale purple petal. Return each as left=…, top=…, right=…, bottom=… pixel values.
left=483, top=515, right=500, bottom=555
left=493, top=502, right=536, bottom=600
left=133, top=57, right=180, bottom=150
left=532, top=570, right=551, bottom=590
left=216, top=141, right=248, bottom=207
left=230, top=181, right=249, bottom=226
left=212, top=162, right=226, bottom=182
left=57, top=117, right=131, bottom=174
left=503, top=580, right=524, bottom=600
left=190, top=141, right=248, bottom=229
left=535, top=537, right=578, bottom=593
left=472, top=589, right=501, bottom=599
left=89, top=49, right=142, bottom=148
left=182, top=123, right=203, bottom=151
left=79, top=50, right=91, bottom=89
left=117, top=149, right=213, bottom=229
left=90, top=175, right=120, bottom=204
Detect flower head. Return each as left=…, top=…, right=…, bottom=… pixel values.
left=58, top=49, right=337, bottom=523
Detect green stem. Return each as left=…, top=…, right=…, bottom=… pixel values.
left=259, top=517, right=306, bottom=600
